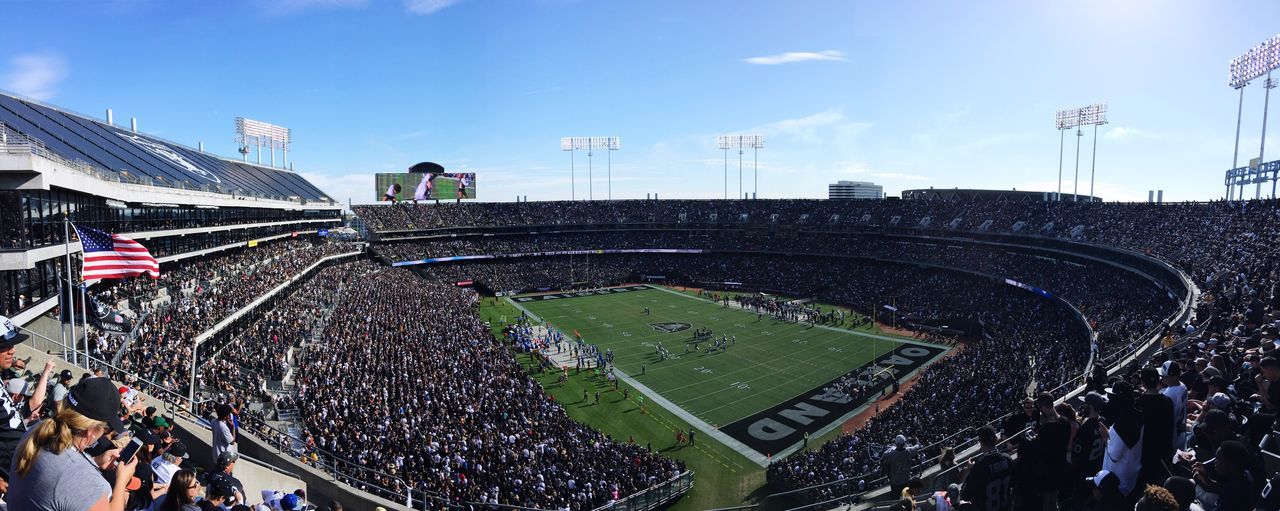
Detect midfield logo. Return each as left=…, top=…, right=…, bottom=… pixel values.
left=649, top=322, right=691, bottom=333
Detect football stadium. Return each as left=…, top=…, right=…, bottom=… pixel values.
left=1, top=3, right=1280, bottom=511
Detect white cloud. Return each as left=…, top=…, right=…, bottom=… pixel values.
left=742, top=108, right=870, bottom=145
left=404, top=0, right=460, bottom=15
left=1104, top=126, right=1156, bottom=142
left=299, top=172, right=374, bottom=208
left=2, top=51, right=68, bottom=101
left=743, top=50, right=845, bottom=65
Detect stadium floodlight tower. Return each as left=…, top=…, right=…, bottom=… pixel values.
left=235, top=117, right=292, bottom=169
left=1227, top=34, right=1280, bottom=200
left=1054, top=108, right=1076, bottom=201
left=1082, top=103, right=1108, bottom=201
left=1054, top=104, right=1107, bottom=202
left=561, top=137, right=620, bottom=200
left=717, top=135, right=765, bottom=199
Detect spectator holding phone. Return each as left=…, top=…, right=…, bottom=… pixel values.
left=6, top=377, right=137, bottom=511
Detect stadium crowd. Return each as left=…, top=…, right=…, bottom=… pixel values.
left=89, top=239, right=355, bottom=398
left=293, top=267, right=685, bottom=509
left=13, top=197, right=1280, bottom=510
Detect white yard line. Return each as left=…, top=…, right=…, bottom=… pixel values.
left=645, top=284, right=950, bottom=350
left=504, top=296, right=774, bottom=467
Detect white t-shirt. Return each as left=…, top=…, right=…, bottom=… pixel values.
left=1161, top=383, right=1189, bottom=432
left=6, top=426, right=110, bottom=510
left=151, top=457, right=180, bottom=485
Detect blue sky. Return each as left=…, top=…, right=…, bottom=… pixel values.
left=2, top=0, right=1279, bottom=203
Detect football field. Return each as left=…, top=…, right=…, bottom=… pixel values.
left=509, top=285, right=950, bottom=460
left=431, top=175, right=475, bottom=199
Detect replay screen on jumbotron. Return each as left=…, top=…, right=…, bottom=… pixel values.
left=376, top=172, right=476, bottom=201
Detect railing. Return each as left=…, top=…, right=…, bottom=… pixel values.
left=20, top=326, right=210, bottom=420
left=591, top=471, right=694, bottom=511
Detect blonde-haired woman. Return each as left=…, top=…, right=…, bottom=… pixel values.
left=7, top=377, right=136, bottom=511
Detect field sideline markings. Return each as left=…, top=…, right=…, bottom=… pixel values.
left=641, top=285, right=959, bottom=421
left=514, top=289, right=954, bottom=461
left=527, top=289, right=893, bottom=425
left=505, top=295, right=774, bottom=467
left=645, top=284, right=950, bottom=350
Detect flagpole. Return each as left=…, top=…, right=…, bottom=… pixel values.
left=64, top=216, right=78, bottom=367
left=80, top=281, right=90, bottom=370
left=189, top=340, right=197, bottom=409
left=57, top=271, right=67, bottom=363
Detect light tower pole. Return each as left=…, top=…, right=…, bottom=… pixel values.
left=1231, top=86, right=1246, bottom=201
left=1073, top=126, right=1082, bottom=202
left=1261, top=72, right=1274, bottom=199
left=1226, top=34, right=1280, bottom=202
left=1054, top=108, right=1073, bottom=201
left=718, top=134, right=765, bottom=200
left=1088, top=103, right=1108, bottom=201
left=1056, top=104, right=1106, bottom=202
left=561, top=138, right=576, bottom=200
left=561, top=137, right=620, bottom=201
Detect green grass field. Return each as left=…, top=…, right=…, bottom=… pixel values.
left=513, top=286, right=908, bottom=427
left=430, top=175, right=475, bottom=199
left=479, top=288, right=947, bottom=510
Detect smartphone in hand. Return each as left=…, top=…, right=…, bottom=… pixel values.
left=117, top=437, right=144, bottom=466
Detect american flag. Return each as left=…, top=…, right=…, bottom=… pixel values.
left=73, top=224, right=160, bottom=280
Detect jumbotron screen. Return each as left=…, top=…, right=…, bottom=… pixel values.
left=376, top=172, right=477, bottom=201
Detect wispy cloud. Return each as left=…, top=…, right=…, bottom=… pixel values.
left=743, top=50, right=845, bottom=65
left=1105, top=126, right=1157, bottom=142
left=742, top=108, right=871, bottom=145
left=404, top=0, right=461, bottom=15
left=2, top=51, right=68, bottom=101
left=840, top=162, right=928, bottom=181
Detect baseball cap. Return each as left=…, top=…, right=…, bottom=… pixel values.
left=208, top=479, right=238, bottom=500
left=893, top=434, right=906, bottom=447
left=58, top=369, right=73, bottom=381
left=168, top=442, right=190, bottom=459
left=217, top=451, right=238, bottom=467
left=154, top=416, right=171, bottom=428
left=1084, top=391, right=1109, bottom=410
left=66, top=377, right=126, bottom=433
left=4, top=378, right=31, bottom=397
left=280, top=494, right=303, bottom=511
left=1209, top=392, right=1233, bottom=410
left=261, top=490, right=284, bottom=508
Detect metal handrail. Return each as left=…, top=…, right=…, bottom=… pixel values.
left=242, top=418, right=416, bottom=506
left=19, top=326, right=210, bottom=416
